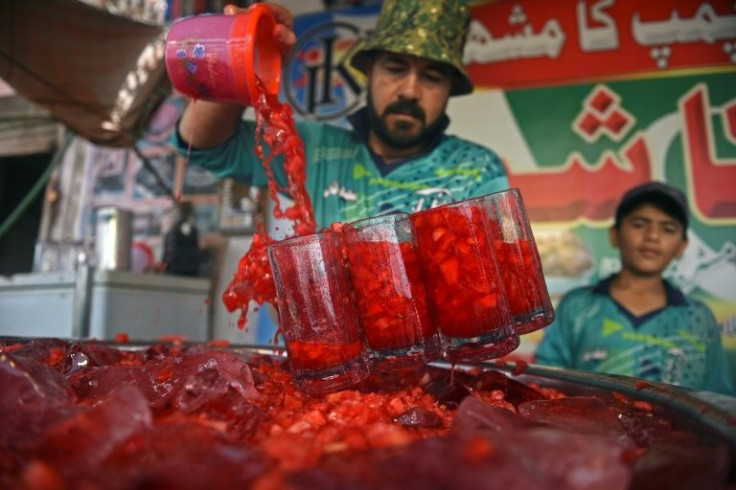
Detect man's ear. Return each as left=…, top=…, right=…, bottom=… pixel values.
left=609, top=226, right=620, bottom=249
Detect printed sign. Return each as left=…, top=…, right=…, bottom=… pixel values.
left=465, top=0, right=736, bottom=89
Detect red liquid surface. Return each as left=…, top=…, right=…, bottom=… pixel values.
left=493, top=239, right=548, bottom=316
left=412, top=204, right=509, bottom=338
left=347, top=240, right=437, bottom=350
left=222, top=81, right=316, bottom=329
left=287, top=340, right=365, bottom=371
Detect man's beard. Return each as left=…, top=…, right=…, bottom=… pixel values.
left=367, top=91, right=446, bottom=151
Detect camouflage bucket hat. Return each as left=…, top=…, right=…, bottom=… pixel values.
left=349, top=0, right=473, bottom=96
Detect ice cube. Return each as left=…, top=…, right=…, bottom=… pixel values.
left=630, top=442, right=729, bottom=489
left=0, top=354, right=76, bottom=446
left=453, top=396, right=542, bottom=434
left=37, top=385, right=152, bottom=470
left=519, top=396, right=634, bottom=445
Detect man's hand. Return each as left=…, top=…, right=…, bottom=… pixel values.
left=224, top=3, right=296, bottom=57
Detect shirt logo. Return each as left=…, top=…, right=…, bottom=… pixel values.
left=413, top=188, right=455, bottom=212
left=322, top=181, right=357, bottom=202
left=602, top=318, right=622, bottom=336
left=582, top=348, right=608, bottom=362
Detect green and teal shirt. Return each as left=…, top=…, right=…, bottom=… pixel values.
left=173, top=109, right=509, bottom=228
left=535, top=275, right=735, bottom=395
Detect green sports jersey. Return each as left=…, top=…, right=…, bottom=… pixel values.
left=535, top=275, right=735, bottom=395
left=173, top=112, right=509, bottom=228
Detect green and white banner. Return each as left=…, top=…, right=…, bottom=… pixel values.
left=449, top=71, right=736, bottom=371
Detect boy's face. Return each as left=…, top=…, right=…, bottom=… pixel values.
left=609, top=203, right=688, bottom=277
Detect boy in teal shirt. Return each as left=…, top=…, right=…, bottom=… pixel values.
left=536, top=182, right=734, bottom=395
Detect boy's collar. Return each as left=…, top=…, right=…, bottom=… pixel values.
left=594, top=274, right=686, bottom=306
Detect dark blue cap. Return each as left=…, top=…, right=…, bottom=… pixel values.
left=615, top=181, right=689, bottom=230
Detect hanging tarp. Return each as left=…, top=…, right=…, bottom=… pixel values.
left=0, top=78, right=59, bottom=158
left=0, top=0, right=171, bottom=147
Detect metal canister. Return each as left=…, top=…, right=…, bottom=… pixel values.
left=94, top=207, right=132, bottom=271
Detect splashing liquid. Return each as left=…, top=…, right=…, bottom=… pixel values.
left=222, top=79, right=316, bottom=330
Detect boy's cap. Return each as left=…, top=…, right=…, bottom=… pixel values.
left=616, top=181, right=689, bottom=229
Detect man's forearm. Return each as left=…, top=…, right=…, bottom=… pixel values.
left=178, top=99, right=245, bottom=149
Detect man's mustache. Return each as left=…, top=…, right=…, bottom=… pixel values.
left=383, top=99, right=425, bottom=121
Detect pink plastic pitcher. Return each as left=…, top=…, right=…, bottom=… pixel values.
left=165, top=4, right=282, bottom=105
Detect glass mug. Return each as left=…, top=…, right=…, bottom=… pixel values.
left=484, top=188, right=555, bottom=335
left=411, top=196, right=519, bottom=363
left=343, top=213, right=442, bottom=371
left=267, top=229, right=368, bottom=395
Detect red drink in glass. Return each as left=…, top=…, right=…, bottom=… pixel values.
left=343, top=213, right=442, bottom=371
left=267, top=230, right=368, bottom=394
left=485, top=189, right=554, bottom=334
left=411, top=198, right=518, bottom=363
left=286, top=340, right=366, bottom=372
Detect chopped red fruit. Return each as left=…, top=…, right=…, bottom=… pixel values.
left=635, top=380, right=654, bottom=391
left=633, top=400, right=653, bottom=411
left=158, top=335, right=189, bottom=343
left=344, top=237, right=438, bottom=351
left=22, top=461, right=65, bottom=490
left=462, top=436, right=496, bottom=463
left=412, top=202, right=509, bottom=338
left=612, top=391, right=631, bottom=405
left=439, top=257, right=460, bottom=285
left=493, top=239, right=550, bottom=329
left=620, top=447, right=647, bottom=463
left=431, top=227, right=447, bottom=242
left=206, top=339, right=231, bottom=348
left=512, top=360, right=528, bottom=376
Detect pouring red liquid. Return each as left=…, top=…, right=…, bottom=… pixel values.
left=221, top=82, right=317, bottom=328
left=165, top=7, right=314, bottom=329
